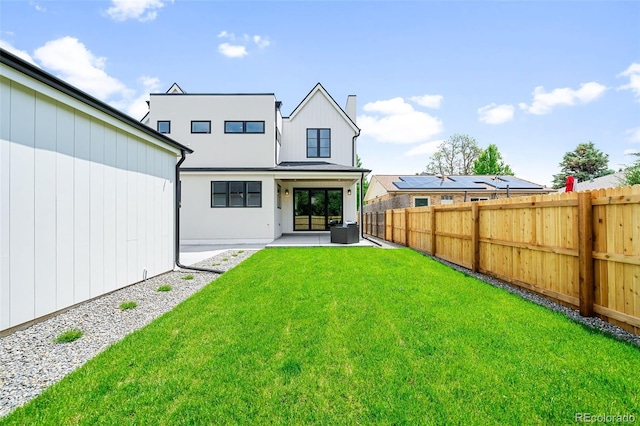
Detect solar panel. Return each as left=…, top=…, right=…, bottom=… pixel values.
left=394, top=175, right=543, bottom=190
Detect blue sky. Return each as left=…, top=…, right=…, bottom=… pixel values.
left=2, top=0, right=639, bottom=186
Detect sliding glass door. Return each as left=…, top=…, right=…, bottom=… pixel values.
left=294, top=189, right=343, bottom=231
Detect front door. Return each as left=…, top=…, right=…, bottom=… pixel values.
left=294, top=189, right=343, bottom=231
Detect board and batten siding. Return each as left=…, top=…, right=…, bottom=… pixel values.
left=280, top=91, right=356, bottom=166
left=1, top=70, right=179, bottom=332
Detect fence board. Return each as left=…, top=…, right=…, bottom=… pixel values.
left=363, top=184, right=640, bottom=335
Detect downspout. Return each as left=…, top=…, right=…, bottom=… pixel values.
left=174, top=149, right=225, bottom=274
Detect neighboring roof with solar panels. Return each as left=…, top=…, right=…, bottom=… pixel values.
left=392, top=175, right=547, bottom=190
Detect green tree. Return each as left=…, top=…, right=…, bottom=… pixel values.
left=426, top=134, right=482, bottom=175
left=551, top=142, right=614, bottom=189
left=356, top=155, right=370, bottom=209
left=622, top=152, right=640, bottom=186
left=472, top=144, right=514, bottom=175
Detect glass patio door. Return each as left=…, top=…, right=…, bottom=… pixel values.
left=294, top=189, right=343, bottom=231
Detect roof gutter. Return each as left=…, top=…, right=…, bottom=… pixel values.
left=174, top=150, right=225, bottom=274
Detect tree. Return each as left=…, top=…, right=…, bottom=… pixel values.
left=622, top=152, right=640, bottom=186
left=472, top=144, right=514, bottom=176
left=356, top=155, right=369, bottom=209
left=551, top=141, right=614, bottom=189
left=425, top=134, right=482, bottom=175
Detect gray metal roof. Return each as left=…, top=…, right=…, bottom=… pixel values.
left=557, top=172, right=624, bottom=192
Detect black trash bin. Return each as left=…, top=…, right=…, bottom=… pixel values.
left=330, top=221, right=359, bottom=244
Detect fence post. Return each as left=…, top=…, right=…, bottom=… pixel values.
left=430, top=207, right=437, bottom=256
left=578, top=191, right=594, bottom=317
left=405, top=209, right=410, bottom=247
left=388, top=210, right=394, bottom=242
left=471, top=203, right=480, bottom=272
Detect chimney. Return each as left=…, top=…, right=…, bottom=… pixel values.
left=345, top=95, right=357, bottom=124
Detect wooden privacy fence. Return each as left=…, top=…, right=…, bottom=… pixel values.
left=363, top=186, right=640, bottom=336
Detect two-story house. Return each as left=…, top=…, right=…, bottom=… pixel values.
left=142, top=83, right=369, bottom=244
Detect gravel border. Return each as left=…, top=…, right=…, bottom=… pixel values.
left=421, top=253, right=640, bottom=348
left=0, top=249, right=257, bottom=418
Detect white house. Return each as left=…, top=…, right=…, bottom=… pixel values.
left=0, top=49, right=192, bottom=333
left=143, top=83, right=368, bottom=244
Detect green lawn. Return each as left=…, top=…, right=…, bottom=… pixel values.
left=3, top=247, right=639, bottom=425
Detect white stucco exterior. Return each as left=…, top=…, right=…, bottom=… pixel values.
left=0, top=51, right=189, bottom=332
left=145, top=83, right=366, bottom=244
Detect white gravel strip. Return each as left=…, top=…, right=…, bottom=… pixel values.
left=0, top=249, right=257, bottom=418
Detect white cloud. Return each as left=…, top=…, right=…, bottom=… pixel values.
left=0, top=40, right=37, bottom=65
left=217, top=30, right=270, bottom=58
left=404, top=140, right=444, bottom=156
left=358, top=97, right=443, bottom=144
left=618, top=63, right=640, bottom=101
left=121, top=75, right=162, bottom=119
left=30, top=2, right=46, bottom=12
left=253, top=35, right=270, bottom=48
left=218, top=43, right=248, bottom=58
left=626, top=127, right=640, bottom=144
left=478, top=103, right=515, bottom=124
left=409, top=94, right=443, bottom=109
left=34, top=37, right=130, bottom=100
left=624, top=149, right=639, bottom=155
left=105, top=0, right=171, bottom=22
left=518, top=82, right=607, bottom=115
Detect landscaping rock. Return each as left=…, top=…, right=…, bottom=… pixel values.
left=0, top=249, right=256, bottom=418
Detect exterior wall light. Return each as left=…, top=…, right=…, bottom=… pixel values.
left=285, top=189, right=290, bottom=196
left=347, top=189, right=352, bottom=195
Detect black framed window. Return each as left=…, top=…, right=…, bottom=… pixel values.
left=211, top=181, right=262, bottom=208
left=307, top=128, right=331, bottom=158
left=191, top=121, right=211, bottom=133
left=157, top=121, right=170, bottom=134
left=225, top=121, right=265, bottom=134
left=414, top=197, right=430, bottom=207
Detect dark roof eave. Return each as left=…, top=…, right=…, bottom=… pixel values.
left=181, top=167, right=370, bottom=173
left=1, top=48, right=193, bottom=154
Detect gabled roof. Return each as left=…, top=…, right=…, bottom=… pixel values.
left=166, top=82, right=185, bottom=94
left=286, top=83, right=359, bottom=133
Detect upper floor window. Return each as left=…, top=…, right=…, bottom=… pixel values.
left=225, top=121, right=265, bottom=134
left=307, top=128, right=331, bottom=158
left=191, top=121, right=211, bottom=134
left=211, top=181, right=262, bottom=208
left=157, top=121, right=170, bottom=134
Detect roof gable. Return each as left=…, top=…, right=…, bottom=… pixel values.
left=287, top=83, right=359, bottom=133
left=166, top=82, right=185, bottom=94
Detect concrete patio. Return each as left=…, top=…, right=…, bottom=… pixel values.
left=179, top=233, right=390, bottom=266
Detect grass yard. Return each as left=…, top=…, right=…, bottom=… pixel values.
left=3, top=247, right=639, bottom=425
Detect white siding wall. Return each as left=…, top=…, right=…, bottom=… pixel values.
left=147, top=94, right=276, bottom=168
left=180, top=173, right=277, bottom=243
left=0, top=74, right=178, bottom=332
left=280, top=92, right=356, bottom=167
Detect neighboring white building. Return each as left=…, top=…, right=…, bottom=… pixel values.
left=0, top=49, right=192, bottom=333
left=143, top=83, right=368, bottom=244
